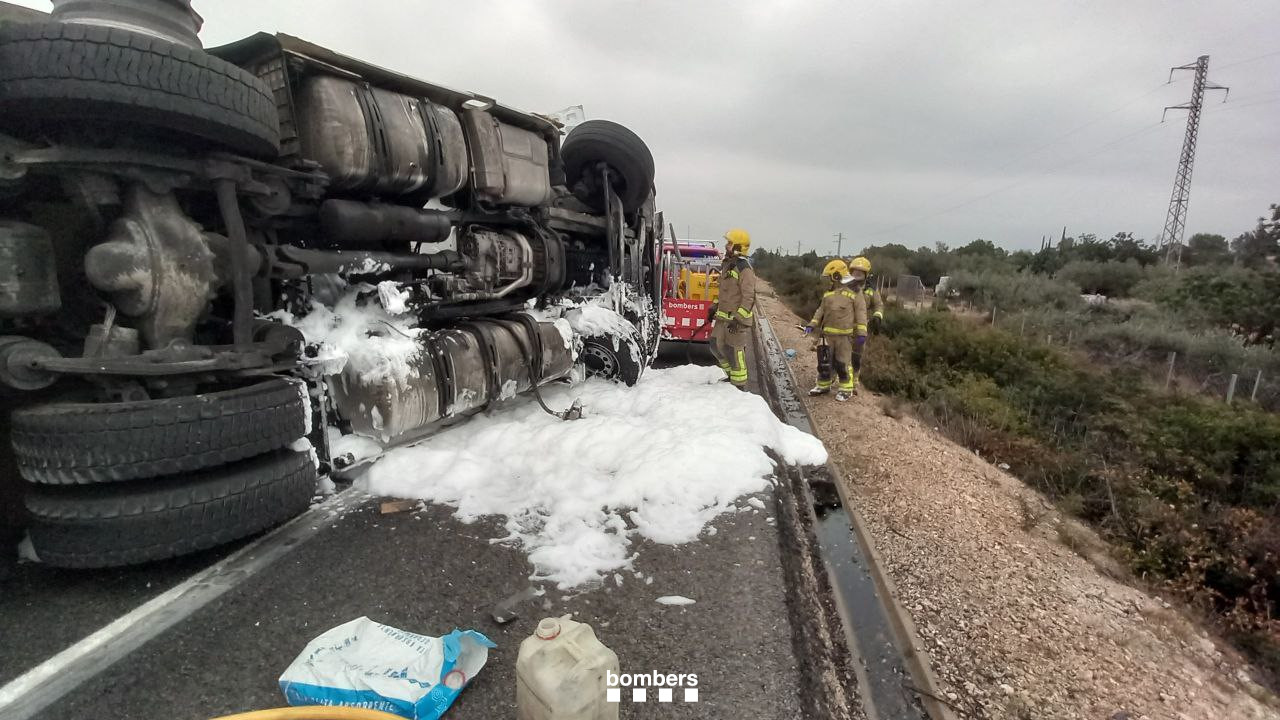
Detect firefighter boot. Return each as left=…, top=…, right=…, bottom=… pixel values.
left=835, top=390, right=851, bottom=402
left=809, top=384, right=830, bottom=396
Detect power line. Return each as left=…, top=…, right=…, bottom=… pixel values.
left=858, top=78, right=1183, bottom=242
left=860, top=119, right=1174, bottom=240
left=1215, top=49, right=1280, bottom=71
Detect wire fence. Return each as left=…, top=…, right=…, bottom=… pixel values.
left=965, top=300, right=1278, bottom=410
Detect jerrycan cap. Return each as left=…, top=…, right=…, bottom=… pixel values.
left=535, top=618, right=561, bottom=640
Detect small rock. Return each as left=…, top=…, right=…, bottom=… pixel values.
left=1076, top=669, right=1094, bottom=682
left=999, top=683, right=1014, bottom=695
left=1159, top=692, right=1174, bottom=703
left=945, top=691, right=958, bottom=701
left=997, top=462, right=1011, bottom=470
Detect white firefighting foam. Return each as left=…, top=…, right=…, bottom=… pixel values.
left=360, top=364, right=827, bottom=589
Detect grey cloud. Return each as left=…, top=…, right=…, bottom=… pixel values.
left=9, top=0, right=1277, bottom=252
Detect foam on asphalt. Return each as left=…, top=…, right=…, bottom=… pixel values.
left=30, top=489, right=803, bottom=719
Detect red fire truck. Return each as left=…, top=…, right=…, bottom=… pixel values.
left=660, top=239, right=721, bottom=343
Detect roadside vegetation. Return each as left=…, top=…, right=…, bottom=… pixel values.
left=754, top=200, right=1280, bottom=686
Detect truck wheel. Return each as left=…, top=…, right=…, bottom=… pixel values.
left=25, top=449, right=316, bottom=568
left=0, top=22, right=280, bottom=158
left=561, top=120, right=655, bottom=213
left=581, top=334, right=644, bottom=386
left=11, top=379, right=307, bottom=484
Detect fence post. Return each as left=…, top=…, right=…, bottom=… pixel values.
left=1020, top=316, right=1026, bottom=337
left=1165, top=352, right=1176, bottom=389
left=1046, top=333, right=1052, bottom=345
left=1066, top=330, right=1073, bottom=346
left=1252, top=370, right=1263, bottom=402
left=1226, top=374, right=1238, bottom=405
left=992, top=306, right=997, bottom=326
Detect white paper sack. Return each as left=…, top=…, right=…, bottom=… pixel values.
left=279, top=617, right=495, bottom=720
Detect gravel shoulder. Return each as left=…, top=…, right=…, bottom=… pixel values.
left=758, top=283, right=1280, bottom=720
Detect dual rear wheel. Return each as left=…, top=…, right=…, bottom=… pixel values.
left=12, top=379, right=317, bottom=568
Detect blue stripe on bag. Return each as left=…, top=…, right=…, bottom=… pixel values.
left=280, top=681, right=417, bottom=718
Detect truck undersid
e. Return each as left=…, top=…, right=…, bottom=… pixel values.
left=0, top=0, right=665, bottom=567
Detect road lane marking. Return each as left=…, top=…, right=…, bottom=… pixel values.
left=0, top=487, right=362, bottom=720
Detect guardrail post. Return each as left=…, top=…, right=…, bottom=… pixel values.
left=1165, top=352, right=1176, bottom=389
left=1252, top=370, right=1263, bottom=402
left=1226, top=373, right=1238, bottom=404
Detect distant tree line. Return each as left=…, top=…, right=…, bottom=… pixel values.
left=755, top=201, right=1280, bottom=346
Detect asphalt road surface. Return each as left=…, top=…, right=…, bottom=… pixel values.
left=2, top=340, right=817, bottom=720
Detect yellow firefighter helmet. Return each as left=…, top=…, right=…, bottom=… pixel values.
left=822, top=259, right=850, bottom=282
left=723, top=228, right=751, bottom=253
left=849, top=256, right=872, bottom=274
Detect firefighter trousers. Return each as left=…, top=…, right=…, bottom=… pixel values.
left=816, top=334, right=858, bottom=392
left=710, top=319, right=750, bottom=388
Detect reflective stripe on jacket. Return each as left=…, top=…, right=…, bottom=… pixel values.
left=809, top=287, right=868, bottom=337
left=714, top=257, right=757, bottom=322
left=862, top=285, right=884, bottom=319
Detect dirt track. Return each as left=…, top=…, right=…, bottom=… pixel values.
left=758, top=282, right=1279, bottom=720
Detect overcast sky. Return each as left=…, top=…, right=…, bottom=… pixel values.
left=12, top=0, right=1279, bottom=254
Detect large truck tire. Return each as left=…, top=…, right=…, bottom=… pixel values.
left=581, top=334, right=645, bottom=387
left=25, top=449, right=317, bottom=568
left=11, top=379, right=307, bottom=484
left=0, top=21, right=280, bottom=158
left=561, top=120, right=655, bottom=213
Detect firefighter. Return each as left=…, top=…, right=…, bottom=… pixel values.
left=707, top=228, right=757, bottom=389
left=847, top=256, right=884, bottom=333
left=804, top=259, right=867, bottom=401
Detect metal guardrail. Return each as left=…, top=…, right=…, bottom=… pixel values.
left=752, top=317, right=955, bottom=720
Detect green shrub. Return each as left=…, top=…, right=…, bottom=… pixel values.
left=946, top=269, right=1082, bottom=311
left=1056, top=259, right=1145, bottom=297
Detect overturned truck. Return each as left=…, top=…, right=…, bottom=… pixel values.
left=0, top=0, right=663, bottom=567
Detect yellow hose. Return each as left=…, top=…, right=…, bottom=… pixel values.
left=208, top=707, right=407, bottom=720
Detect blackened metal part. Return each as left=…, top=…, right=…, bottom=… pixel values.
left=269, top=245, right=463, bottom=277
left=214, top=180, right=254, bottom=347
left=318, top=200, right=451, bottom=248
left=754, top=317, right=937, bottom=720
left=0, top=221, right=60, bottom=317
left=0, top=337, right=61, bottom=390
left=83, top=186, right=217, bottom=350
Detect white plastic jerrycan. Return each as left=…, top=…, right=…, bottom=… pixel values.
left=516, top=615, right=620, bottom=720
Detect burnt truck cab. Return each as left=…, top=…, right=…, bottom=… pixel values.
left=0, top=7, right=663, bottom=567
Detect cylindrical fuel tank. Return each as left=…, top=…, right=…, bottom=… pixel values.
left=330, top=318, right=573, bottom=444
left=294, top=75, right=468, bottom=199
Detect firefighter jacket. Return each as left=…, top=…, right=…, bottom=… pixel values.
left=809, top=286, right=868, bottom=337
left=857, top=282, right=884, bottom=320
left=713, top=256, right=757, bottom=325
